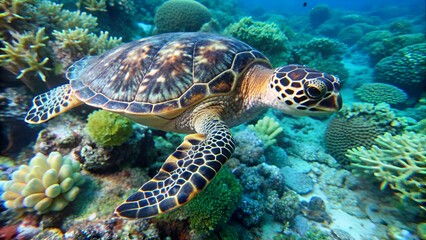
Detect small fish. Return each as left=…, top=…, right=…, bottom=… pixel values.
left=303, top=2, right=307, bottom=7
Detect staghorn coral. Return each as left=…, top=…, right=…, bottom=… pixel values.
left=51, top=27, right=122, bottom=68
left=0, top=28, right=51, bottom=87
left=325, top=103, right=404, bottom=164
left=0, top=0, right=120, bottom=91
left=224, top=16, right=287, bottom=54
left=86, top=110, right=133, bottom=147
left=355, top=83, right=408, bottom=105
left=346, top=132, right=426, bottom=205
left=154, top=0, right=211, bottom=33
left=1, top=152, right=85, bottom=214
left=375, top=43, right=426, bottom=96
left=248, top=116, right=283, bottom=147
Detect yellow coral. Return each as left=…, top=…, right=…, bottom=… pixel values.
left=346, top=132, right=426, bottom=205
left=248, top=116, right=283, bottom=147
left=1, top=152, right=85, bottom=214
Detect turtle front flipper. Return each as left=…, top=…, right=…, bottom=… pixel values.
left=25, top=84, right=83, bottom=124
left=115, top=119, right=235, bottom=219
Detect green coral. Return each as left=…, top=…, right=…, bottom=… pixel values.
left=167, top=166, right=243, bottom=234
left=224, top=16, right=287, bottom=53
left=86, top=110, right=133, bottom=147
left=346, top=132, right=426, bottom=205
left=355, top=83, right=407, bottom=105
left=375, top=43, right=426, bottom=93
left=248, top=116, right=283, bottom=147
left=1, top=152, right=84, bottom=214
left=154, top=0, right=211, bottom=33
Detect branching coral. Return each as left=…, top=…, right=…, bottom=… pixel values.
left=0, top=28, right=51, bottom=87
left=248, top=116, right=283, bottom=147
left=86, top=110, right=133, bottom=147
left=224, top=16, right=287, bottom=53
left=346, top=132, right=426, bottom=205
left=1, top=152, right=85, bottom=214
left=355, top=83, right=408, bottom=105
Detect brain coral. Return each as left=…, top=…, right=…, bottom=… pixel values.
left=346, top=132, right=425, bottom=205
left=1, top=152, right=84, bottom=214
left=355, top=83, right=407, bottom=105
left=154, top=0, right=211, bottom=33
left=375, top=43, right=426, bottom=95
left=224, top=16, right=287, bottom=53
left=325, top=103, right=403, bottom=164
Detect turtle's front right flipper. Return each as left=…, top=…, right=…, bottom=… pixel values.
left=115, top=119, right=235, bottom=219
left=25, top=84, right=83, bottom=124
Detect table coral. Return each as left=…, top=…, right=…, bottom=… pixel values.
left=248, top=116, right=283, bottom=147
left=355, top=83, right=408, bottom=105
left=1, top=152, right=85, bottom=214
left=346, top=132, right=426, bottom=205
left=224, top=16, right=287, bottom=54
left=154, top=0, right=211, bottom=33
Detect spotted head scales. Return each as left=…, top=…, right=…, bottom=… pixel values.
left=25, top=32, right=342, bottom=219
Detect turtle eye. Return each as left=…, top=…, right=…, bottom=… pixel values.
left=304, top=80, right=326, bottom=99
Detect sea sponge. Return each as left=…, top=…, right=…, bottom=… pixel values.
left=355, top=83, right=408, bottom=105
left=86, top=110, right=133, bottom=147
left=346, top=132, right=426, bottom=205
left=1, top=152, right=84, bottom=214
left=375, top=43, right=426, bottom=95
left=224, top=16, right=287, bottom=53
left=248, top=116, right=283, bottom=147
left=167, top=166, right=243, bottom=234
left=325, top=103, right=403, bottom=164
left=154, top=0, right=211, bottom=33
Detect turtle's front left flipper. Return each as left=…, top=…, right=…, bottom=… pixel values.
left=25, top=84, right=83, bottom=124
left=115, top=118, right=235, bottom=219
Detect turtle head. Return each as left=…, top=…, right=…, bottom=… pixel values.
left=267, top=64, right=342, bottom=116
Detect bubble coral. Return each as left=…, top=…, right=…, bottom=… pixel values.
left=86, top=110, right=133, bottom=147
left=224, top=16, right=287, bottom=53
left=355, top=83, right=408, bottom=105
left=1, top=152, right=84, bottom=214
left=154, top=0, right=211, bottom=33
left=346, top=132, right=426, bottom=205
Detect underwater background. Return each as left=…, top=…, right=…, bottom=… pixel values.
left=0, top=0, right=425, bottom=239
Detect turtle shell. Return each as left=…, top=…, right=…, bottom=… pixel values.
left=67, top=32, right=271, bottom=116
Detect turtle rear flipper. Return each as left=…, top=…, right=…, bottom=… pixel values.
left=115, top=118, right=235, bottom=219
left=25, top=84, right=83, bottom=124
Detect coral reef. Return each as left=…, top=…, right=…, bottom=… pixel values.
left=346, top=132, right=426, bottom=205
left=355, top=83, right=408, bottom=105
left=248, top=116, right=283, bottom=147
left=166, top=166, right=242, bottom=235
left=224, top=16, right=287, bottom=54
left=0, top=0, right=121, bottom=91
left=154, top=0, right=211, bottom=33
left=325, top=103, right=404, bottom=164
left=309, top=4, right=331, bottom=28
left=1, top=152, right=84, bottom=214
left=86, top=110, right=133, bottom=147
left=375, top=43, right=426, bottom=96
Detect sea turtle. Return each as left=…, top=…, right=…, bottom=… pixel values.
left=25, top=32, right=342, bottom=219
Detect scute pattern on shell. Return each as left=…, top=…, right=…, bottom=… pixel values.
left=68, top=32, right=270, bottom=114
